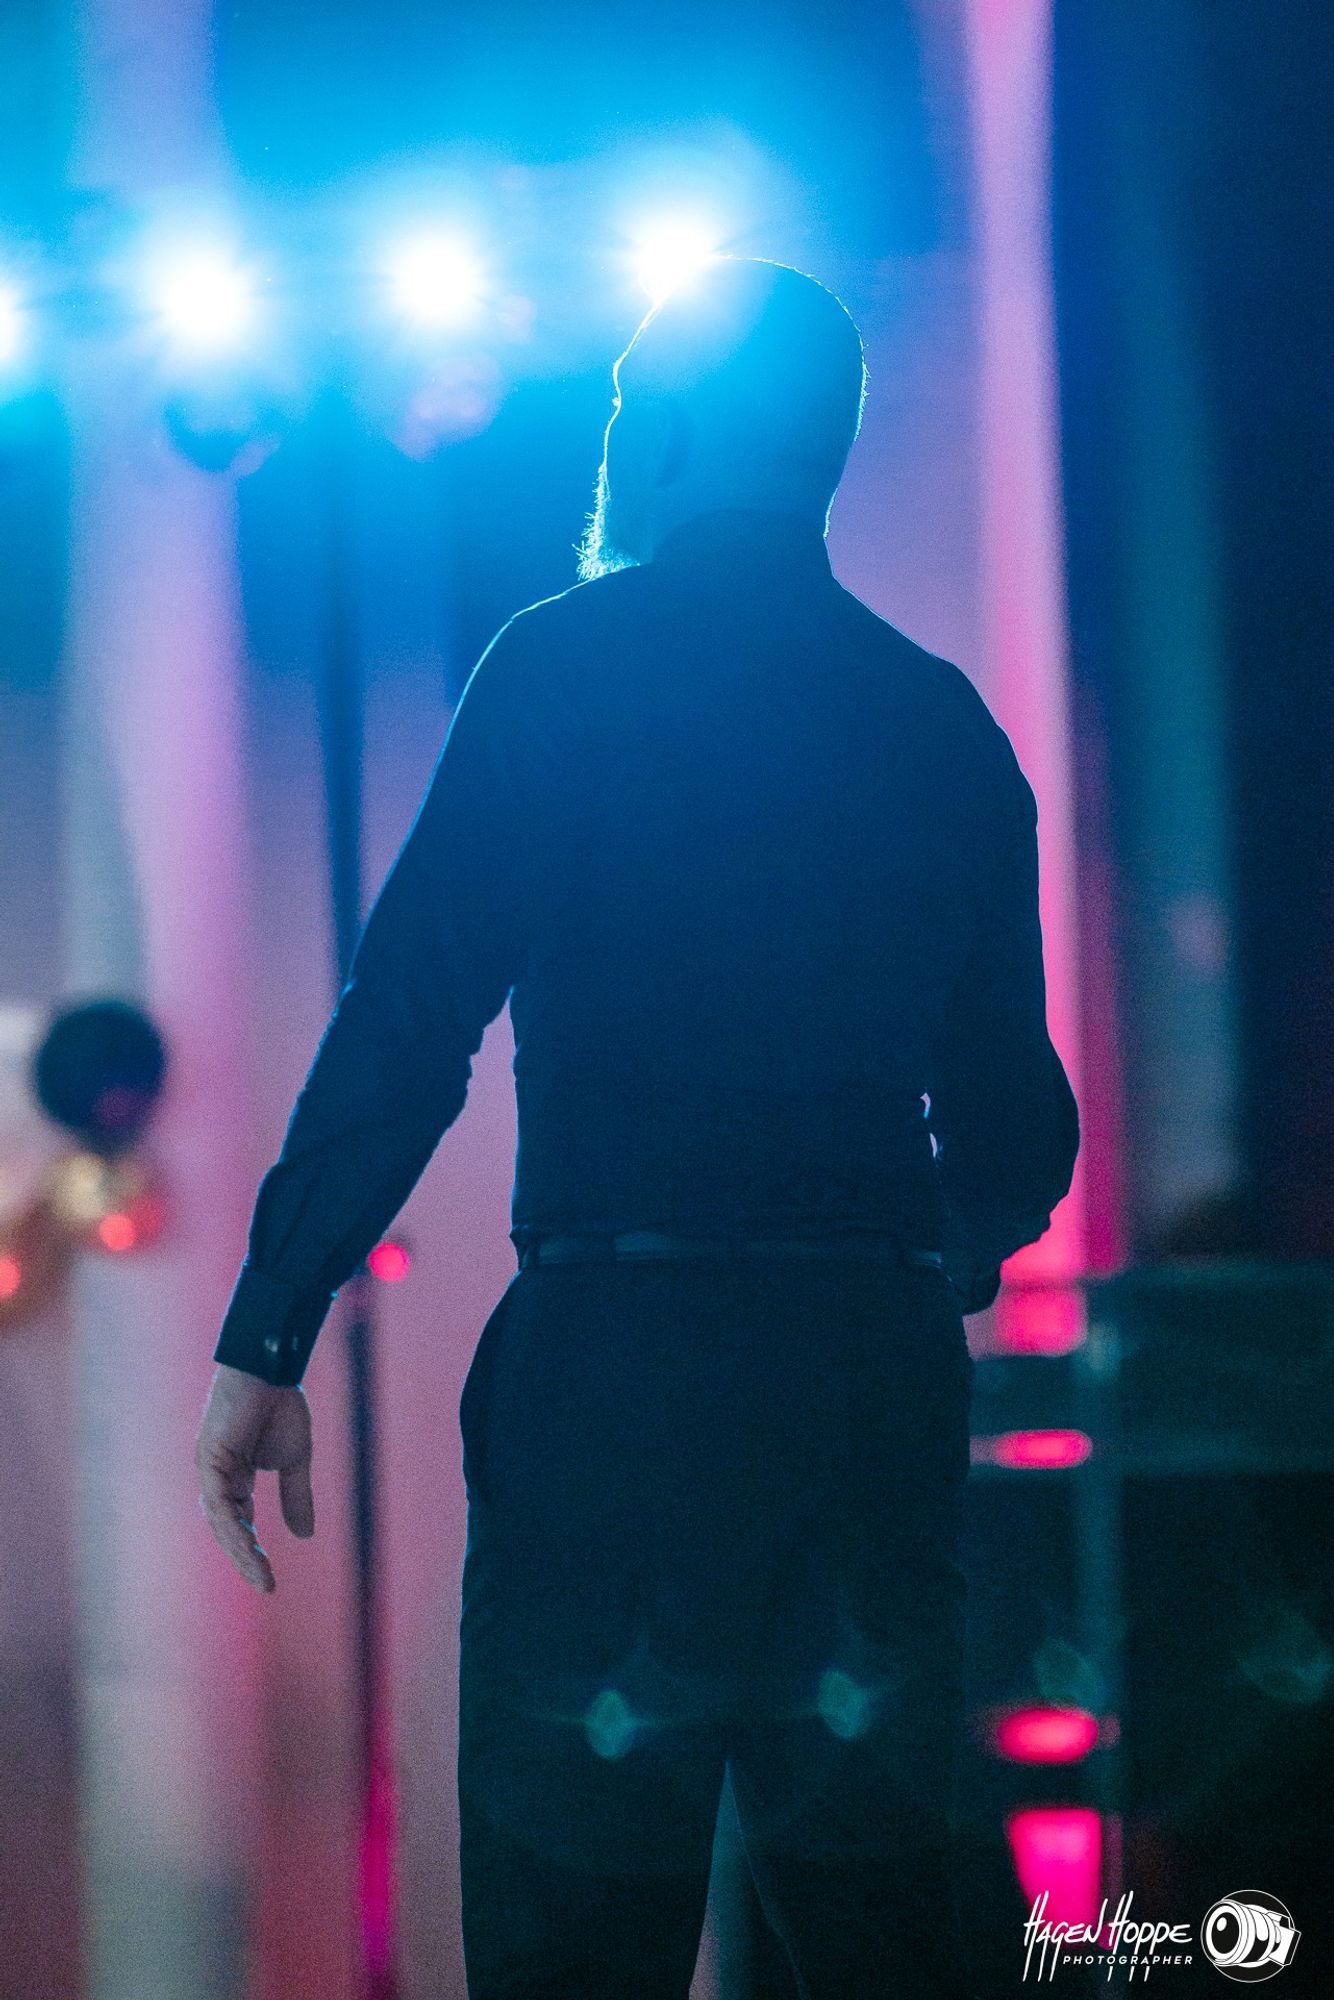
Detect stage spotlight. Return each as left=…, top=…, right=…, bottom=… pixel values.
left=32, top=998, right=167, bottom=1153
left=386, top=233, right=484, bottom=330
left=0, top=283, right=24, bottom=367
left=148, top=248, right=257, bottom=354
left=632, top=222, right=721, bottom=305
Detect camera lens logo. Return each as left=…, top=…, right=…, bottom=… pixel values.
left=1202, top=1893, right=1301, bottom=1982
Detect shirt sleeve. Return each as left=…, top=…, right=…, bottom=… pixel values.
left=213, top=613, right=544, bottom=1386
left=925, top=731, right=1080, bottom=1313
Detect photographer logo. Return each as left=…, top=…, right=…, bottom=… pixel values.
left=1201, top=1893, right=1301, bottom=1982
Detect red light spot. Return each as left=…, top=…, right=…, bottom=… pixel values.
left=97, top=1212, right=138, bottom=1254
left=995, top=1706, right=1100, bottom=1763
left=994, top=1282, right=1086, bottom=1354
left=0, top=1254, right=21, bottom=1300
left=991, top=1428, right=1092, bottom=1470
left=368, top=1240, right=410, bottom=1283
left=1006, top=1806, right=1103, bottom=1930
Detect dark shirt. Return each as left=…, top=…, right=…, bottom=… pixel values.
left=214, top=508, right=1079, bottom=1387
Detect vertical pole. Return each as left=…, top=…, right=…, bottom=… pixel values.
left=1087, top=12, right=1241, bottom=1253
left=965, top=0, right=1117, bottom=1935
left=63, top=3, right=261, bottom=1993
left=315, top=390, right=399, bottom=2000
left=962, top=0, right=1092, bottom=1307
left=1073, top=1299, right=1125, bottom=1906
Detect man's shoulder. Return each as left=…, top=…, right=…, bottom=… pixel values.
left=834, top=584, right=1009, bottom=746
left=456, top=570, right=651, bottom=734
left=508, top=565, right=652, bottom=642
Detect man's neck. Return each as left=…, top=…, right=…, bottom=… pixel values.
left=647, top=507, right=835, bottom=578
left=646, top=494, right=830, bottom=560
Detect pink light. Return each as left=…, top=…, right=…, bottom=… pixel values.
left=1007, top=1806, right=1103, bottom=1931
left=994, top=1706, right=1100, bottom=1763
left=991, top=1427, right=1092, bottom=1470
left=964, top=0, right=1102, bottom=1315
left=993, top=1280, right=1086, bottom=1354
left=0, top=1254, right=21, bottom=1300
left=97, top=1211, right=138, bottom=1254
left=368, top=1240, right=411, bottom=1283
left=360, top=1715, right=399, bottom=1984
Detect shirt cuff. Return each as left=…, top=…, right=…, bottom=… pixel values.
left=946, top=1264, right=1003, bottom=1315
left=938, top=1195, right=1036, bottom=1316
left=212, top=1260, right=336, bottom=1387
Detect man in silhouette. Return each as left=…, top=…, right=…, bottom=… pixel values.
left=198, top=258, right=1078, bottom=1999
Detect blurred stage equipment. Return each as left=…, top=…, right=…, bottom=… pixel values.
left=32, top=995, right=166, bottom=1148
left=313, top=382, right=401, bottom=1999
left=727, top=1261, right=1334, bottom=1998
left=0, top=998, right=169, bottom=1330
left=956, top=1260, right=1334, bottom=1996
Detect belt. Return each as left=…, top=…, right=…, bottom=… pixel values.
left=518, top=1230, right=944, bottom=1271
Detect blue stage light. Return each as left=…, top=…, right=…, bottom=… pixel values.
left=631, top=221, right=721, bottom=305
left=147, top=247, right=258, bottom=355
left=386, top=233, right=484, bottom=330
left=0, top=282, right=25, bottom=367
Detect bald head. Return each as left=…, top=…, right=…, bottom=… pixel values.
left=578, top=258, right=867, bottom=578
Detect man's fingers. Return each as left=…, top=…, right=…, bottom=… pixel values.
left=279, top=1459, right=316, bottom=1539
left=197, top=1451, right=277, bottom=1593
left=199, top=1490, right=276, bottom=1592
left=196, top=1391, right=316, bottom=1589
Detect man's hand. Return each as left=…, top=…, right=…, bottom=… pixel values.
left=195, top=1364, right=315, bottom=1593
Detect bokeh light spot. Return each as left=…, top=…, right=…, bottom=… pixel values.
left=584, top=1688, right=638, bottom=1760
left=818, top=1668, right=873, bottom=1740
left=97, top=1212, right=138, bottom=1254
left=994, top=1705, right=1100, bottom=1763
left=369, top=1240, right=411, bottom=1283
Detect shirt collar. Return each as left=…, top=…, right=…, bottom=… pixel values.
left=648, top=508, right=835, bottom=579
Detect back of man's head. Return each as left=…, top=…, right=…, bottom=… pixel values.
left=616, top=258, right=867, bottom=515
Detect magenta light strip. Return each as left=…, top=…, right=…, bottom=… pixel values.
left=992, top=1705, right=1101, bottom=1763
left=964, top=0, right=1115, bottom=1334
left=974, top=1427, right=1093, bottom=1470
left=1007, top=1806, right=1104, bottom=1930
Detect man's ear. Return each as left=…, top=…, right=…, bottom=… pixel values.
left=650, top=400, right=691, bottom=489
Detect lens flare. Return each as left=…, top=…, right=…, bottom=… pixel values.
left=632, top=222, right=721, bottom=305
left=387, top=234, right=484, bottom=329
left=0, top=283, right=23, bottom=366
left=149, top=250, right=258, bottom=353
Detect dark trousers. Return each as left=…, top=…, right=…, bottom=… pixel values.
left=457, top=1254, right=978, bottom=1999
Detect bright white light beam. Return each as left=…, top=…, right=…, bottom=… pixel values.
left=0, top=283, right=24, bottom=367
left=632, top=222, right=722, bottom=306
left=386, top=234, right=484, bottom=330
left=149, top=250, right=257, bottom=354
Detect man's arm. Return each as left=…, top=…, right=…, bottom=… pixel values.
left=212, top=612, right=544, bottom=1389
left=926, top=733, right=1079, bottom=1313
